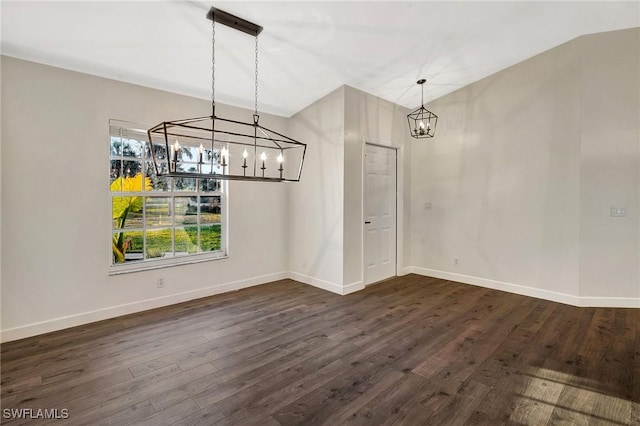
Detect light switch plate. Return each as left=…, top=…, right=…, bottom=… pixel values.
left=610, top=207, right=626, bottom=217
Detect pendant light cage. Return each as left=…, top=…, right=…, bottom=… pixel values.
left=147, top=7, right=307, bottom=182
left=407, top=79, right=438, bottom=139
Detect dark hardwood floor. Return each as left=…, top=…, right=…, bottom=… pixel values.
left=1, top=275, right=638, bottom=425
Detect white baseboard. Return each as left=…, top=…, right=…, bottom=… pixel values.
left=288, top=272, right=345, bottom=295
left=343, top=280, right=365, bottom=295
left=408, top=266, right=640, bottom=308
left=409, top=266, right=580, bottom=306
left=399, top=266, right=413, bottom=276
left=0, top=271, right=289, bottom=343
left=578, top=296, right=640, bottom=308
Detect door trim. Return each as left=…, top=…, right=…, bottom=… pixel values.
left=361, top=137, right=404, bottom=286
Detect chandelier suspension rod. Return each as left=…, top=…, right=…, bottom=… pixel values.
left=253, top=34, right=259, bottom=175
left=254, top=36, right=259, bottom=118
left=417, top=78, right=426, bottom=107
left=211, top=19, right=216, bottom=116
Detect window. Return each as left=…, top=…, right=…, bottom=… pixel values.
left=109, top=120, right=226, bottom=272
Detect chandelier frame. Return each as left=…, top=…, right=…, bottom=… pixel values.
left=407, top=79, right=438, bottom=139
left=147, top=7, right=307, bottom=183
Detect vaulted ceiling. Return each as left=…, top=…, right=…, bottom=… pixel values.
left=2, top=1, right=638, bottom=117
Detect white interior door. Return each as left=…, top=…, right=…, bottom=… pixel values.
left=364, top=143, right=397, bottom=285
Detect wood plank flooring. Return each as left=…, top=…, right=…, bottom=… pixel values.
left=1, top=275, right=638, bottom=425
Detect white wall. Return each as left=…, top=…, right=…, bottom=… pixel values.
left=1, top=57, right=290, bottom=341
left=578, top=29, right=640, bottom=300
left=287, top=87, right=346, bottom=293
left=343, top=86, right=411, bottom=288
left=286, top=85, right=410, bottom=294
left=409, top=28, right=640, bottom=306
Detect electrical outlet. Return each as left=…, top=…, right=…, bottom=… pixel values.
left=454, top=258, right=459, bottom=266
left=157, top=278, right=165, bottom=288
left=424, top=202, right=432, bottom=210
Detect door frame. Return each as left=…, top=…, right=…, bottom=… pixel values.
left=361, top=137, right=405, bottom=286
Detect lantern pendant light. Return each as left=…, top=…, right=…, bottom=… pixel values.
left=407, top=79, right=438, bottom=139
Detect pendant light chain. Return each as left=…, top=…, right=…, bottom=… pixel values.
left=254, top=35, right=259, bottom=120
left=211, top=19, right=216, bottom=116
left=421, top=81, right=424, bottom=107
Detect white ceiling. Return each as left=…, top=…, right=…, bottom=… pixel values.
left=2, top=1, right=639, bottom=117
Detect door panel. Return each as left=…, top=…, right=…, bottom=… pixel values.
left=364, top=144, right=397, bottom=285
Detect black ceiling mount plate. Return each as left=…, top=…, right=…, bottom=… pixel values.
left=417, top=79, right=427, bottom=85
left=206, top=7, right=263, bottom=36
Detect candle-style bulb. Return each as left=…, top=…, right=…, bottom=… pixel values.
left=277, top=153, right=284, bottom=178
left=171, top=140, right=180, bottom=172
left=197, top=142, right=204, bottom=169
left=220, top=147, right=228, bottom=168
left=260, top=151, right=267, bottom=177
left=419, top=121, right=425, bottom=130
left=241, top=148, right=248, bottom=175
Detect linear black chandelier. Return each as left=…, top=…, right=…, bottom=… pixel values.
left=148, top=7, right=307, bottom=182
left=407, top=79, right=438, bottom=139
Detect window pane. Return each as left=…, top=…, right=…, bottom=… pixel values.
left=121, top=138, right=143, bottom=158
left=174, top=177, right=197, bottom=192
left=200, top=224, right=221, bottom=252
left=146, top=160, right=168, bottom=175
left=112, top=230, right=144, bottom=264
left=146, top=162, right=169, bottom=192
left=175, top=197, right=198, bottom=226
left=122, top=160, right=143, bottom=178
left=146, top=229, right=173, bottom=259
left=176, top=145, right=196, bottom=163
left=143, top=141, right=152, bottom=159
left=200, top=196, right=221, bottom=224
left=200, top=179, right=220, bottom=192
left=112, top=197, right=143, bottom=229
left=110, top=170, right=149, bottom=196
left=110, top=136, right=123, bottom=156
left=176, top=162, right=199, bottom=174
left=111, top=159, right=143, bottom=181
left=110, top=159, right=122, bottom=188
left=186, top=145, right=200, bottom=160
left=199, top=162, right=221, bottom=175
left=175, top=227, right=198, bottom=255
left=151, top=143, right=168, bottom=161
left=146, top=197, right=172, bottom=227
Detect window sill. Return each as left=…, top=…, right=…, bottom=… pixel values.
left=109, top=252, right=228, bottom=275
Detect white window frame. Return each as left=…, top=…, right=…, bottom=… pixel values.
left=109, top=120, right=228, bottom=274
